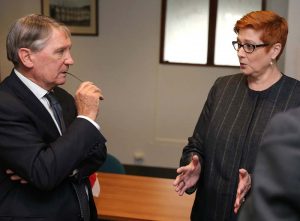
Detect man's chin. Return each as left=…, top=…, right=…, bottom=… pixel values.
left=55, top=79, right=66, bottom=86
left=57, top=75, right=67, bottom=85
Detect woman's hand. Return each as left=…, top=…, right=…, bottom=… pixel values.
left=234, top=168, right=251, bottom=213
left=173, top=155, right=201, bottom=196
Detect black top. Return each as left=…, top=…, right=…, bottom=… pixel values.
left=180, top=73, right=300, bottom=221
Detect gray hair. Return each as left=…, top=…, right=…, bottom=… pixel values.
left=6, top=14, right=71, bottom=66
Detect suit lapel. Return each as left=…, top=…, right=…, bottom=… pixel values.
left=1, top=71, right=60, bottom=138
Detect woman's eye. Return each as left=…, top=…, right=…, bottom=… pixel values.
left=244, top=44, right=253, bottom=50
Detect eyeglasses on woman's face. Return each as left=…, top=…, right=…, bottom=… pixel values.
left=232, top=41, right=269, bottom=54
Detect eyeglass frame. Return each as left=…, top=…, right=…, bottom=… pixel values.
left=232, top=41, right=269, bottom=54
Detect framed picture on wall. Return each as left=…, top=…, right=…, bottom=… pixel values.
left=41, top=0, right=98, bottom=36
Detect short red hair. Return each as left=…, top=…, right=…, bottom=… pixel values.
left=234, top=11, right=288, bottom=60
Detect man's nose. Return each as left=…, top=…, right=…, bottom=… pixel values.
left=65, top=52, right=74, bottom=65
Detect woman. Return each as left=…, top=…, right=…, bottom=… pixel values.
left=173, top=11, right=300, bottom=221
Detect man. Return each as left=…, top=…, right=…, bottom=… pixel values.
left=0, top=14, right=107, bottom=221
left=238, top=107, right=300, bottom=221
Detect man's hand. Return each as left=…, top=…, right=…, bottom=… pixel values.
left=6, top=169, right=28, bottom=184
left=75, top=81, right=104, bottom=121
left=173, top=155, right=201, bottom=196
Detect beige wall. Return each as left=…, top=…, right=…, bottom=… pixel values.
left=0, top=0, right=296, bottom=168
left=285, top=0, right=300, bottom=79
left=0, top=0, right=41, bottom=80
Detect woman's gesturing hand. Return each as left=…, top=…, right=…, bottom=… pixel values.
left=173, top=155, right=201, bottom=196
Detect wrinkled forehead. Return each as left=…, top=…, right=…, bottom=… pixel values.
left=50, top=25, right=71, bottom=38
left=36, top=26, right=71, bottom=52
left=47, top=26, right=71, bottom=42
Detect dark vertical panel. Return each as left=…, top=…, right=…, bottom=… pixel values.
left=159, top=0, right=167, bottom=64
left=207, top=0, right=218, bottom=65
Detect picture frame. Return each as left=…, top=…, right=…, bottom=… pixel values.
left=41, top=0, right=98, bottom=36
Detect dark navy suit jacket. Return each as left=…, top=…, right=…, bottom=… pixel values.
left=0, top=70, right=107, bottom=221
left=238, top=107, right=300, bottom=221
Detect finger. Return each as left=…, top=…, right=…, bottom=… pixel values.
left=238, top=186, right=247, bottom=199
left=173, top=176, right=182, bottom=186
left=10, top=175, right=22, bottom=181
left=85, top=83, right=100, bottom=93
left=236, top=179, right=244, bottom=194
left=191, top=155, right=199, bottom=164
left=76, top=81, right=92, bottom=92
left=235, top=194, right=241, bottom=206
left=175, top=179, right=187, bottom=195
left=178, top=188, right=185, bottom=196
left=239, top=168, right=247, bottom=174
left=234, top=200, right=238, bottom=213
left=239, top=170, right=246, bottom=182
left=20, top=179, right=28, bottom=184
left=84, top=84, right=104, bottom=100
left=233, top=197, right=244, bottom=214
left=237, top=185, right=246, bottom=195
left=178, top=183, right=187, bottom=196
left=6, top=169, right=14, bottom=174
left=176, top=166, right=184, bottom=174
left=234, top=199, right=238, bottom=209
left=79, top=81, right=93, bottom=87
left=238, top=196, right=245, bottom=206
left=175, top=180, right=185, bottom=192
left=235, top=187, right=245, bottom=204
left=239, top=169, right=249, bottom=180
left=234, top=205, right=239, bottom=214
left=176, top=167, right=189, bottom=177
left=238, top=197, right=245, bottom=210
left=77, top=81, right=98, bottom=94
left=174, top=183, right=183, bottom=194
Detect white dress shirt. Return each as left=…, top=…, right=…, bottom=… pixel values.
left=14, top=69, right=100, bottom=135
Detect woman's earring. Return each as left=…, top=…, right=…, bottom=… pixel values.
left=270, top=59, right=275, bottom=66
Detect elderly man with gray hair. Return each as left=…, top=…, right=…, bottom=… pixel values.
left=0, top=14, right=106, bottom=221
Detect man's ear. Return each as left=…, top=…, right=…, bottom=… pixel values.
left=18, top=48, right=34, bottom=68
left=271, top=43, right=282, bottom=60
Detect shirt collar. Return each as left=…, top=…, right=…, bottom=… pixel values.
left=14, top=69, right=48, bottom=99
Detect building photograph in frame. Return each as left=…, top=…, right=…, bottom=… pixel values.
left=42, top=0, right=98, bottom=35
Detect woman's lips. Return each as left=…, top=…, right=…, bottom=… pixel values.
left=240, top=63, right=246, bottom=69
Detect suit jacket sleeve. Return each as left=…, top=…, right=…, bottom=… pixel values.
left=239, top=109, right=300, bottom=221
left=55, top=87, right=107, bottom=181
